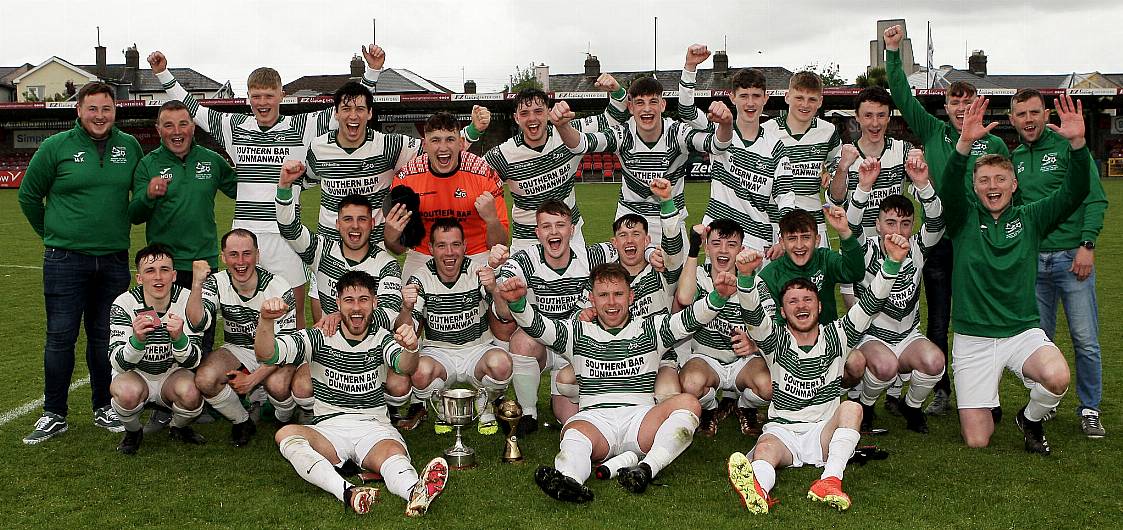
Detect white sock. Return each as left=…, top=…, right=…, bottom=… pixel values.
left=293, top=394, right=315, bottom=410
left=640, top=409, right=700, bottom=477
left=600, top=451, right=640, bottom=478
left=556, top=429, right=593, bottom=483
left=380, top=453, right=419, bottom=501
left=205, top=385, right=250, bottom=423
left=170, top=402, right=203, bottom=428
left=740, top=388, right=768, bottom=408
left=905, top=369, right=943, bottom=408
left=481, top=374, right=509, bottom=394
left=1025, top=384, right=1066, bottom=422
left=384, top=392, right=409, bottom=408
left=860, top=371, right=891, bottom=406
left=510, top=354, right=542, bottom=419
left=750, top=459, right=777, bottom=494
left=700, top=388, right=718, bottom=411
left=821, top=427, right=860, bottom=480
left=847, top=383, right=862, bottom=401
left=887, top=375, right=904, bottom=398
left=111, top=399, right=144, bottom=432
left=269, top=394, right=296, bottom=422
left=413, top=378, right=445, bottom=401
left=555, top=376, right=579, bottom=405
left=279, top=435, right=349, bottom=502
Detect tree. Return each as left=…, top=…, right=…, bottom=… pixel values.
left=503, top=63, right=542, bottom=93
left=856, top=67, right=889, bottom=88
left=800, top=62, right=847, bottom=87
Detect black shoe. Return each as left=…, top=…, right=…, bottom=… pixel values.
left=593, top=464, right=612, bottom=480
left=117, top=429, right=143, bottom=455
left=396, top=403, right=428, bottom=431
left=231, top=419, right=256, bottom=447
left=901, top=403, right=929, bottom=434
left=168, top=426, right=206, bottom=445
left=388, top=405, right=402, bottom=425
left=616, top=463, right=653, bottom=494
left=1015, top=407, right=1051, bottom=456
left=516, top=415, right=540, bottom=437
left=884, top=395, right=903, bottom=417
left=991, top=406, right=1003, bottom=425
left=697, top=409, right=718, bottom=437
left=848, top=445, right=889, bottom=466
left=534, top=466, right=593, bottom=503
left=337, top=460, right=363, bottom=477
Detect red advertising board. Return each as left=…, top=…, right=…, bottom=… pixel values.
left=0, top=170, right=25, bottom=188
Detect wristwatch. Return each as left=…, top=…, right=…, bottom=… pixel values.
left=1080, top=240, right=1095, bottom=250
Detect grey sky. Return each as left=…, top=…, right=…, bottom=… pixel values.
left=1, top=0, right=1119, bottom=96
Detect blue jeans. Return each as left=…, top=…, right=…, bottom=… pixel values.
left=1036, top=248, right=1102, bottom=414
left=42, top=248, right=130, bottom=417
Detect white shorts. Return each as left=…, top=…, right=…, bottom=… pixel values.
left=755, top=421, right=827, bottom=468
left=952, top=328, right=1052, bottom=409
left=509, top=226, right=586, bottom=256
left=422, top=342, right=506, bottom=387
left=857, top=330, right=928, bottom=358
left=112, top=367, right=187, bottom=408
left=221, top=343, right=262, bottom=372
left=403, top=249, right=488, bottom=279
left=689, top=354, right=752, bottom=392
left=309, top=415, right=408, bottom=465
left=565, top=405, right=655, bottom=458
left=257, top=232, right=308, bottom=288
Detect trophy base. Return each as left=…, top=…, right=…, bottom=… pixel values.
left=501, top=455, right=525, bottom=464
left=444, top=450, right=477, bottom=470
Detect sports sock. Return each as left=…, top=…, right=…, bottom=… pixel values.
left=510, top=353, right=542, bottom=419
left=750, top=459, right=777, bottom=494
left=847, top=383, right=862, bottom=401
left=170, top=402, right=203, bottom=428
left=293, top=394, right=316, bottom=410
left=821, top=427, right=860, bottom=480
left=555, top=381, right=580, bottom=404
left=481, top=374, right=509, bottom=394
left=555, top=429, right=593, bottom=483
left=700, top=388, right=718, bottom=411
left=887, top=375, right=904, bottom=398
left=860, top=371, right=892, bottom=406
left=640, top=409, right=700, bottom=477
left=600, top=451, right=639, bottom=478
left=279, top=435, right=349, bottom=501
left=740, top=388, right=768, bottom=408
left=111, top=398, right=144, bottom=432
left=1025, top=384, right=1066, bottom=422
left=205, top=385, right=250, bottom=423
left=905, top=369, right=943, bottom=408
left=384, top=391, right=409, bottom=408
left=380, top=453, right=419, bottom=501
left=269, top=393, right=296, bottom=423
left=412, top=378, right=445, bottom=401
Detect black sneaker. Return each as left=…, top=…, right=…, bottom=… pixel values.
left=593, top=464, right=612, bottom=480
left=516, top=415, right=539, bottom=437
left=23, top=412, right=68, bottom=445
left=617, top=463, right=653, bottom=494
left=884, top=395, right=903, bottom=417
left=231, top=419, right=256, bottom=447
left=697, top=409, right=718, bottom=437
left=168, top=426, right=206, bottom=445
left=388, top=405, right=403, bottom=425
left=901, top=403, right=929, bottom=434
left=534, top=466, right=593, bottom=503
left=1015, top=406, right=1051, bottom=456
left=848, top=445, right=889, bottom=466
left=117, top=429, right=143, bottom=455
left=93, top=405, right=125, bottom=433
left=991, top=406, right=1003, bottom=425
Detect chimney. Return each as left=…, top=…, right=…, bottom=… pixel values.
left=125, top=44, right=139, bottom=69
left=968, top=50, right=987, bottom=77
left=95, top=44, right=107, bottom=79
left=350, top=54, right=364, bottom=79
left=584, top=54, right=600, bottom=78
left=534, top=63, right=549, bottom=91
left=464, top=80, right=477, bottom=94
left=713, top=50, right=729, bottom=76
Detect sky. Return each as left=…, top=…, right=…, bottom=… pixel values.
left=1, top=0, right=1120, bottom=96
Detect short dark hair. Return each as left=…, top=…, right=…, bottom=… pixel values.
left=424, top=111, right=461, bottom=135
left=339, top=193, right=372, bottom=214
left=1011, top=88, right=1045, bottom=108
left=612, top=213, right=648, bottom=234
left=536, top=199, right=572, bottom=221
left=778, top=209, right=817, bottom=236
left=335, top=270, right=377, bottom=298
left=157, top=100, right=189, bottom=120
left=780, top=277, right=819, bottom=301
left=707, top=218, right=744, bottom=241
left=333, top=81, right=374, bottom=111
left=946, top=81, right=977, bottom=100
left=134, top=244, right=174, bottom=268
left=855, top=86, right=893, bottom=113
left=730, top=69, right=767, bottom=92
left=77, top=82, right=115, bottom=104
left=514, top=88, right=550, bottom=110
left=430, top=217, right=464, bottom=241
left=589, top=262, right=631, bottom=287
left=221, top=228, right=258, bottom=250
left=628, top=77, right=664, bottom=99
left=878, top=194, right=914, bottom=218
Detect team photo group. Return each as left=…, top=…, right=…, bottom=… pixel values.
left=14, top=20, right=1107, bottom=518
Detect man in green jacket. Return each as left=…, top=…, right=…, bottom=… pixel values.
left=18, top=82, right=143, bottom=444
left=129, top=100, right=238, bottom=355
left=883, top=23, right=1011, bottom=415
left=1009, top=89, right=1108, bottom=438
left=938, top=95, right=1090, bottom=455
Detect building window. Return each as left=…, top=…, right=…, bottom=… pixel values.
left=26, top=86, right=44, bottom=100
left=191, top=92, right=206, bottom=99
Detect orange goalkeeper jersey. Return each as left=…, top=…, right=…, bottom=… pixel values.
left=392, top=151, right=509, bottom=256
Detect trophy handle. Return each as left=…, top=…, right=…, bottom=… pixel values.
left=428, top=393, right=443, bottom=421
left=472, top=388, right=485, bottom=422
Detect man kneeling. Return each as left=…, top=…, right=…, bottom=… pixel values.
left=254, top=271, right=448, bottom=517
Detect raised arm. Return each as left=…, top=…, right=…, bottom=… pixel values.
left=828, top=144, right=862, bottom=206
left=658, top=271, right=734, bottom=347
left=674, top=226, right=705, bottom=310
left=1024, top=95, right=1092, bottom=234
left=186, top=262, right=216, bottom=333
left=652, top=178, right=686, bottom=282
left=678, top=44, right=713, bottom=130
left=276, top=160, right=319, bottom=266
left=839, top=234, right=906, bottom=348
left=905, top=151, right=946, bottom=253
left=684, top=102, right=733, bottom=154
left=823, top=205, right=864, bottom=283
left=499, top=278, right=577, bottom=362
left=882, top=25, right=943, bottom=140
left=572, top=74, right=631, bottom=131
left=732, top=249, right=777, bottom=349
left=255, top=297, right=296, bottom=364
left=844, top=157, right=880, bottom=243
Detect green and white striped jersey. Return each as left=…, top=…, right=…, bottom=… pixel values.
left=764, top=114, right=842, bottom=231
left=689, top=264, right=746, bottom=365
left=408, top=258, right=493, bottom=349
left=305, top=129, right=422, bottom=244
left=109, top=284, right=201, bottom=377
left=497, top=242, right=617, bottom=320
left=269, top=326, right=403, bottom=424
left=197, top=267, right=297, bottom=350
left=848, top=182, right=944, bottom=344
left=511, top=289, right=725, bottom=410
left=155, top=68, right=377, bottom=234
left=277, top=190, right=402, bottom=329
left=703, top=126, right=792, bottom=250
left=621, top=205, right=686, bottom=322
left=738, top=263, right=895, bottom=431
left=828, top=137, right=913, bottom=239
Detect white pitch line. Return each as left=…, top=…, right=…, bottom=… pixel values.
left=0, top=264, right=42, bottom=270
left=0, top=377, right=90, bottom=427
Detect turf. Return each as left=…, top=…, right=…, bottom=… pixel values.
left=0, top=181, right=1120, bottom=528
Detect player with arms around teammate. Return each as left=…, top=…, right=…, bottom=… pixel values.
left=109, top=245, right=206, bottom=454
left=727, top=234, right=908, bottom=514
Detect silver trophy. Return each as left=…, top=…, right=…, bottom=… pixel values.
left=432, top=388, right=482, bottom=469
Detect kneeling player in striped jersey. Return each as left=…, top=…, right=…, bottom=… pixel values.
left=109, top=245, right=205, bottom=454
left=393, top=218, right=512, bottom=435
left=727, top=236, right=907, bottom=514
left=499, top=262, right=736, bottom=502
left=254, top=271, right=449, bottom=517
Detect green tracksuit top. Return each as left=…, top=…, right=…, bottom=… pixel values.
left=758, top=235, right=865, bottom=324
